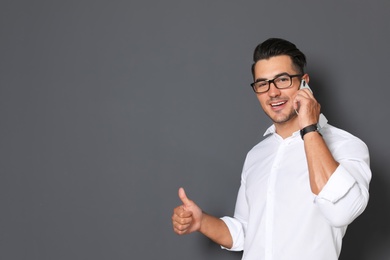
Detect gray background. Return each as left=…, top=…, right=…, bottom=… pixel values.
left=0, top=1, right=389, bottom=259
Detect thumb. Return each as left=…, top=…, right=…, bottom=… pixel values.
left=178, top=187, right=192, bottom=207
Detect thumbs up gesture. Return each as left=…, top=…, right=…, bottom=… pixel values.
left=172, top=187, right=203, bottom=235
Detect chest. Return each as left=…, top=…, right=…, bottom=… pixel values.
left=244, top=139, right=313, bottom=207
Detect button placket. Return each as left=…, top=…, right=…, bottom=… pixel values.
left=264, top=140, right=286, bottom=260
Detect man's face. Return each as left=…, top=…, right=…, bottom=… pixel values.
left=253, top=55, right=305, bottom=126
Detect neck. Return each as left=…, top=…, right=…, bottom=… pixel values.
left=274, top=117, right=300, bottom=139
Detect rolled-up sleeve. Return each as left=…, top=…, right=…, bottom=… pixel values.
left=220, top=174, right=249, bottom=251
left=220, top=216, right=245, bottom=251
left=315, top=138, right=371, bottom=227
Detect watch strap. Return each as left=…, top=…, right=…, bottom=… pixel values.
left=300, top=124, right=318, bottom=140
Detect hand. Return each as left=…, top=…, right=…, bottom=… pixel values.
left=172, top=187, right=203, bottom=235
left=293, top=88, right=321, bottom=129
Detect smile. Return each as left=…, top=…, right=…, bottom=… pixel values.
left=270, top=101, right=287, bottom=107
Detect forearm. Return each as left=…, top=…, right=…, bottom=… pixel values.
left=199, top=212, right=233, bottom=249
left=303, top=131, right=339, bottom=194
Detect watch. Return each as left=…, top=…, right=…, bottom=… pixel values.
left=300, top=124, right=319, bottom=140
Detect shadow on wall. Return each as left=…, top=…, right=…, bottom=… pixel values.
left=339, top=159, right=390, bottom=260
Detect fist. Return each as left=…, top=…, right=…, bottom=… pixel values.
left=172, top=188, right=202, bottom=235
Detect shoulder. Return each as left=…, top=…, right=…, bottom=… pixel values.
left=321, top=124, right=369, bottom=156
left=321, top=124, right=365, bottom=143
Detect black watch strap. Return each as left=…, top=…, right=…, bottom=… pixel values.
left=300, top=124, right=318, bottom=140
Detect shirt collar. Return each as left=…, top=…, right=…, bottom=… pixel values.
left=263, top=124, right=276, bottom=136
left=263, top=113, right=328, bottom=137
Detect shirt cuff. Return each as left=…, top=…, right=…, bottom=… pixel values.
left=316, top=164, right=357, bottom=203
left=220, top=216, right=244, bottom=251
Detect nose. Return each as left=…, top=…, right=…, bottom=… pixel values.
left=268, top=82, right=281, bottom=97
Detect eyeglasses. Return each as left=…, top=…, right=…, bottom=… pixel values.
left=250, top=74, right=302, bottom=93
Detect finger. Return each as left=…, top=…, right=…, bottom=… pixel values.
left=172, top=215, right=192, bottom=234
left=296, top=86, right=311, bottom=97
left=172, top=214, right=192, bottom=226
left=173, top=224, right=190, bottom=235
left=294, top=89, right=313, bottom=109
left=178, top=187, right=192, bottom=207
left=173, top=206, right=192, bottom=219
left=293, top=94, right=301, bottom=111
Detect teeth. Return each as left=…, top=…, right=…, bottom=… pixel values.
left=271, top=101, right=285, bottom=107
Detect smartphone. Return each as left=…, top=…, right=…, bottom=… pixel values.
left=295, top=80, right=310, bottom=113
left=297, top=79, right=328, bottom=129
left=299, top=79, right=312, bottom=93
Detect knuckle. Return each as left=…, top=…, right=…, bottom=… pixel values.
left=179, top=218, right=187, bottom=225
left=176, top=224, right=186, bottom=231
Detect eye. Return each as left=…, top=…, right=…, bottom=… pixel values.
left=276, top=75, right=290, bottom=83
left=255, top=81, right=268, bottom=88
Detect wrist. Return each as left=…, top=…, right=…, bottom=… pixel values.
left=199, top=211, right=207, bottom=233
left=300, top=124, right=319, bottom=140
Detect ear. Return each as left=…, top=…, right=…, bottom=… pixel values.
left=302, top=74, right=310, bottom=84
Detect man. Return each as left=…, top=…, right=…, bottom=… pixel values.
left=172, top=38, right=371, bottom=260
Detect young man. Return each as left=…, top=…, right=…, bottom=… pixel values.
left=172, top=38, right=371, bottom=260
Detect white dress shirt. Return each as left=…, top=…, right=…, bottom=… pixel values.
left=221, top=122, right=371, bottom=260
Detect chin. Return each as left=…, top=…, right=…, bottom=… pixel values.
left=269, top=111, right=297, bottom=124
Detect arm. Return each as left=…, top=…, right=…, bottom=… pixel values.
left=172, top=188, right=233, bottom=249
left=294, top=87, right=371, bottom=226
left=303, top=130, right=339, bottom=194
left=294, top=87, right=338, bottom=194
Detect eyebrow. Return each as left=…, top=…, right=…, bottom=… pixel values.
left=254, top=72, right=290, bottom=83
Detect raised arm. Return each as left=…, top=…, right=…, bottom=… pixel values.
left=294, top=86, right=371, bottom=226
left=294, top=87, right=339, bottom=194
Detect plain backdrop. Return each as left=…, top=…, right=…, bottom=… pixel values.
left=0, top=1, right=389, bottom=259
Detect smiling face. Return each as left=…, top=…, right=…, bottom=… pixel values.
left=253, top=55, right=308, bottom=128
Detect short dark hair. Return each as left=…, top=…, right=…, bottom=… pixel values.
left=251, top=38, right=307, bottom=78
